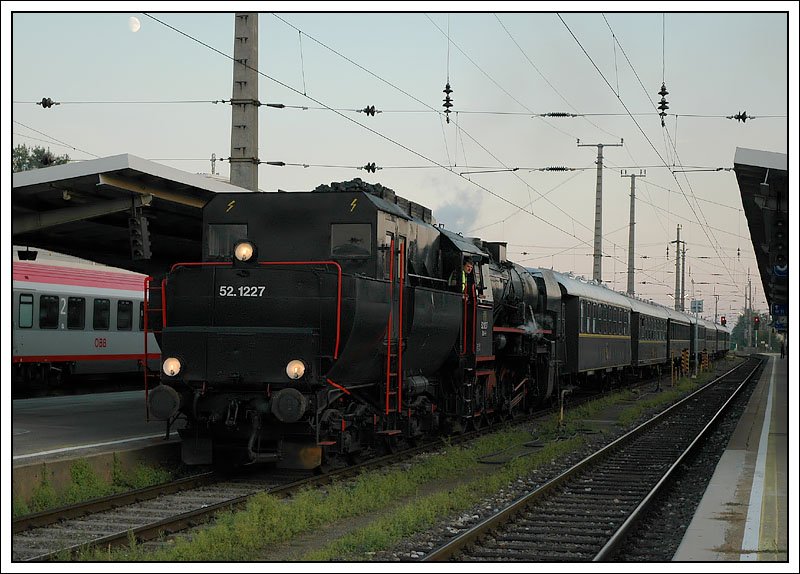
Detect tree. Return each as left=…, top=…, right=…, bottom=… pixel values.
left=12, top=143, right=70, bottom=172
left=730, top=311, right=771, bottom=350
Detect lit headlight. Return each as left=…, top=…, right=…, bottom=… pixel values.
left=162, top=357, right=182, bottom=376
left=286, top=359, right=306, bottom=380
left=234, top=241, right=255, bottom=262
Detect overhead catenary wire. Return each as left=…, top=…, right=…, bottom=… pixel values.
left=145, top=13, right=603, bottom=258
left=13, top=121, right=100, bottom=158
left=495, top=13, right=621, bottom=141
left=13, top=99, right=784, bottom=120
left=601, top=13, right=747, bottom=286
left=425, top=14, right=646, bottom=263
left=34, top=13, right=744, bottom=306
left=559, top=14, right=738, bottom=290
left=273, top=12, right=635, bottom=266
left=138, top=13, right=748, bottom=300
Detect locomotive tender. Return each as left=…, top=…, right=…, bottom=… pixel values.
left=146, top=180, right=729, bottom=468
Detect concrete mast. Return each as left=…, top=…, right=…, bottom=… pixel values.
left=621, top=169, right=645, bottom=295
left=577, top=139, right=623, bottom=283
left=229, top=13, right=259, bottom=191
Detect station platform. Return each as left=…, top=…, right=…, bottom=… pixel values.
left=10, top=390, right=181, bottom=503
left=673, top=354, right=792, bottom=563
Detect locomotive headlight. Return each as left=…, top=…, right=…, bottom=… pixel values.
left=162, top=357, right=182, bottom=377
left=234, top=241, right=255, bottom=262
left=285, top=359, right=306, bottom=380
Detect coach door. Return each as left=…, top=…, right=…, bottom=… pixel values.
left=473, top=262, right=493, bottom=359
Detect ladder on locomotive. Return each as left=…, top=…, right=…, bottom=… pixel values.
left=142, top=276, right=165, bottom=421
left=381, top=240, right=405, bottom=431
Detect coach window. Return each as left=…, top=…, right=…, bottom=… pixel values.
left=580, top=301, right=585, bottom=333
left=67, top=297, right=85, bottom=330
left=117, top=300, right=133, bottom=331
left=585, top=302, right=590, bottom=333
left=19, top=293, right=34, bottom=328
left=139, top=302, right=145, bottom=331
left=208, top=224, right=248, bottom=259
left=93, top=299, right=110, bottom=330
left=39, top=295, right=59, bottom=329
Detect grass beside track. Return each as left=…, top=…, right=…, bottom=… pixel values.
left=88, top=368, right=719, bottom=562
left=13, top=456, right=172, bottom=519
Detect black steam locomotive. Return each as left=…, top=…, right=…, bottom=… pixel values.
left=146, top=179, right=729, bottom=468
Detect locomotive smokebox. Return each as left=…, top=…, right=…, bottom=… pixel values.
left=270, top=388, right=309, bottom=423
left=148, top=384, right=183, bottom=421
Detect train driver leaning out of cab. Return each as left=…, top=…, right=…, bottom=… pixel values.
left=449, top=256, right=475, bottom=294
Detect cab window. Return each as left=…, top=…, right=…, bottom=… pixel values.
left=208, top=224, right=248, bottom=258
left=331, top=224, right=371, bottom=258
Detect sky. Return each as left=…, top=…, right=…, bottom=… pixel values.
left=4, top=2, right=797, bottom=321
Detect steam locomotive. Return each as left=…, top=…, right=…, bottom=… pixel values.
left=146, top=180, right=729, bottom=468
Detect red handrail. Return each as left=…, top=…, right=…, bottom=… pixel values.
left=385, top=238, right=394, bottom=415
left=397, top=241, right=404, bottom=414
left=326, top=378, right=352, bottom=396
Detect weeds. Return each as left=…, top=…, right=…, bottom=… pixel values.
left=13, top=455, right=172, bottom=519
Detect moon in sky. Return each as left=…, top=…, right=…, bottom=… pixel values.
left=129, top=16, right=141, bottom=33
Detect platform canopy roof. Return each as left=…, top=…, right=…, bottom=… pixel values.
left=733, top=147, right=788, bottom=330
left=12, top=154, right=251, bottom=276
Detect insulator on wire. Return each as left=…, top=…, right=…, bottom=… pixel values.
left=363, top=162, right=378, bottom=173
left=37, top=97, right=59, bottom=108
left=657, top=82, right=669, bottom=127
left=542, top=112, right=577, bottom=117
left=359, top=105, right=379, bottom=116
left=728, top=111, right=749, bottom=123
left=442, top=82, right=453, bottom=123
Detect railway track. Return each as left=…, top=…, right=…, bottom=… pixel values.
left=13, top=423, right=507, bottom=561
left=12, top=362, right=723, bottom=562
left=12, top=468, right=311, bottom=561
left=423, top=357, right=762, bottom=562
